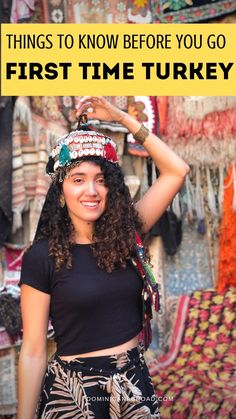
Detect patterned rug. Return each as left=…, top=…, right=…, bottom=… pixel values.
left=40, top=0, right=127, bottom=23
left=162, top=97, right=236, bottom=167
left=148, top=287, right=236, bottom=418
left=152, top=0, right=236, bottom=23
left=37, top=0, right=236, bottom=23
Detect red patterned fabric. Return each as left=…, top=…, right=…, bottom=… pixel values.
left=162, top=97, right=236, bottom=166
left=149, top=287, right=236, bottom=418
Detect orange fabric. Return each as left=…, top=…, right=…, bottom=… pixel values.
left=218, top=166, right=236, bottom=291
left=156, top=97, right=168, bottom=136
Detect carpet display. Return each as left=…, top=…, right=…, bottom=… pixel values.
left=149, top=287, right=236, bottom=418
left=162, top=97, right=236, bottom=167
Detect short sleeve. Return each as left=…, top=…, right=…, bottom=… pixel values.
left=18, top=240, right=52, bottom=294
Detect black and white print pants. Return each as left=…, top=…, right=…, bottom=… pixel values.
left=36, top=344, right=160, bottom=418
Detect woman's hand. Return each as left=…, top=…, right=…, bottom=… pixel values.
left=76, top=96, right=125, bottom=123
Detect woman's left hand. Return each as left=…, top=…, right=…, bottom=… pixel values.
left=76, top=96, right=125, bottom=123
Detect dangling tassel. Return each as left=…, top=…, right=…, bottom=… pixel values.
left=143, top=258, right=159, bottom=291
left=195, top=167, right=204, bottom=219
left=59, top=144, right=71, bottom=166
left=197, top=219, right=206, bottom=235
left=233, top=164, right=236, bottom=212
left=196, top=166, right=205, bottom=234
left=218, top=164, right=225, bottom=216
left=172, top=193, right=181, bottom=219
left=12, top=209, right=23, bottom=233
left=185, top=174, right=194, bottom=223
left=206, top=167, right=217, bottom=216
left=154, top=290, right=160, bottom=312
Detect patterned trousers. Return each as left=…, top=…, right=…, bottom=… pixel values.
left=36, top=344, right=160, bottom=418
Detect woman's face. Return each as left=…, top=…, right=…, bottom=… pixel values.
left=62, top=161, right=108, bottom=227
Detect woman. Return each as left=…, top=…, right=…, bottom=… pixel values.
left=17, top=96, right=189, bottom=418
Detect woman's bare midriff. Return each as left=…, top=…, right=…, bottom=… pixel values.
left=59, top=334, right=140, bottom=361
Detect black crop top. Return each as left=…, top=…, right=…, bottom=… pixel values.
left=19, top=240, right=143, bottom=355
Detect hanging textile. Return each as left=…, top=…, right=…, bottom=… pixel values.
left=2, top=243, right=24, bottom=287
left=217, top=166, right=236, bottom=291
left=11, top=119, right=51, bottom=236
left=148, top=294, right=190, bottom=368
left=0, top=0, right=13, bottom=22
left=67, top=0, right=127, bottom=23
left=40, top=0, right=127, bottom=23
left=151, top=0, right=236, bottom=23
left=0, top=98, right=14, bottom=246
left=148, top=236, right=166, bottom=354
left=29, top=0, right=44, bottom=22
left=11, top=0, right=35, bottom=22
left=172, top=166, right=223, bottom=284
left=163, top=214, right=212, bottom=297
left=162, top=96, right=236, bottom=166
left=13, top=96, right=69, bottom=148
left=149, top=286, right=236, bottom=418
left=40, top=0, right=66, bottom=22
left=12, top=97, right=69, bottom=235
left=127, top=96, right=159, bottom=157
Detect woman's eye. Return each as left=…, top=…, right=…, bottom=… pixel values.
left=74, top=178, right=83, bottom=183
left=97, top=178, right=105, bottom=184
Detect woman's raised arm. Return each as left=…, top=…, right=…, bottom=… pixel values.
left=119, top=112, right=190, bottom=232
left=76, top=96, right=190, bottom=232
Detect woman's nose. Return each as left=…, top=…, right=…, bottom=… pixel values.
left=86, top=182, right=98, bottom=195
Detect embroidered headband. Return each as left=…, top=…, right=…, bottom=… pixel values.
left=46, top=117, right=119, bottom=175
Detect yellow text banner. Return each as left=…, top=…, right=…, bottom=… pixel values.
left=1, top=23, right=236, bottom=95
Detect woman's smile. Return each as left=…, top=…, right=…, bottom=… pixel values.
left=81, top=201, right=99, bottom=208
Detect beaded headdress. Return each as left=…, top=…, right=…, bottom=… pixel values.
left=46, top=115, right=119, bottom=175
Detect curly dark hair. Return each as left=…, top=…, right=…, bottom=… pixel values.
left=34, top=156, right=150, bottom=272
